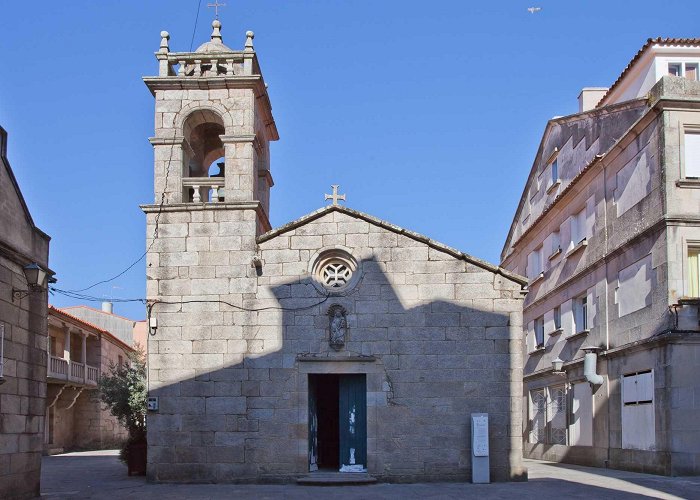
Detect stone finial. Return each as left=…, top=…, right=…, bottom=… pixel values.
left=211, top=19, right=223, bottom=43
left=159, top=31, right=170, bottom=53
left=245, top=31, right=255, bottom=52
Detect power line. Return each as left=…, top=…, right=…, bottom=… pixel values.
left=61, top=1, right=206, bottom=296
left=189, top=0, right=203, bottom=51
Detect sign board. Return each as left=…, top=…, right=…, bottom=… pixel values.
left=147, top=397, right=159, bottom=411
left=471, top=413, right=490, bottom=484
left=472, top=414, right=489, bottom=457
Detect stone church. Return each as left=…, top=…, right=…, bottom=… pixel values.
left=143, top=20, right=527, bottom=483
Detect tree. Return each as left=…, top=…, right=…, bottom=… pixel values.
left=98, top=348, right=147, bottom=462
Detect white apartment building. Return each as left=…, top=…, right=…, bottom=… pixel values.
left=502, top=38, right=700, bottom=475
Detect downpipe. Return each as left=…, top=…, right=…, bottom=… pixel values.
left=583, top=347, right=604, bottom=385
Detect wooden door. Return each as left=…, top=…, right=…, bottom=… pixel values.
left=308, top=376, right=318, bottom=471
left=338, top=374, right=367, bottom=471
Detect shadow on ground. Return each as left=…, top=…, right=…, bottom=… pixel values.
left=40, top=452, right=700, bottom=499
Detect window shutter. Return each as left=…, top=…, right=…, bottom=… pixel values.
left=561, top=299, right=574, bottom=336
left=585, top=196, right=595, bottom=240
left=586, top=288, right=595, bottom=329
left=685, top=132, right=700, bottom=178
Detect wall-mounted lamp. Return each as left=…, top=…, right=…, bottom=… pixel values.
left=552, top=357, right=566, bottom=376
left=12, top=263, right=47, bottom=302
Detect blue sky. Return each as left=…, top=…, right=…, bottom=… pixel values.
left=1, top=1, right=698, bottom=319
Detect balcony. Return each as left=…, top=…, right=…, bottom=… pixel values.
left=48, top=355, right=98, bottom=386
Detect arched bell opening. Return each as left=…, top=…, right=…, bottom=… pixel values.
left=182, top=109, right=226, bottom=203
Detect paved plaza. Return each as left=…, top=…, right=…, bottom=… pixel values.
left=39, top=450, right=700, bottom=499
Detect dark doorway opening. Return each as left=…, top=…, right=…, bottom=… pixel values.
left=310, top=374, right=340, bottom=470
left=308, top=373, right=367, bottom=473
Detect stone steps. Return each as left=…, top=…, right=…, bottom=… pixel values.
left=296, top=472, right=377, bottom=485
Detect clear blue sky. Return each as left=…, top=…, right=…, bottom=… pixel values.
left=1, top=1, right=698, bottom=319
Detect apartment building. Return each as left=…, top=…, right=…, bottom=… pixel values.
left=501, top=38, right=700, bottom=475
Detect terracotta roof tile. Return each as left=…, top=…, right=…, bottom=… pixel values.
left=598, top=37, right=700, bottom=107
left=49, top=305, right=135, bottom=352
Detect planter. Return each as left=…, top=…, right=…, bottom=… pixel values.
left=127, top=440, right=147, bottom=476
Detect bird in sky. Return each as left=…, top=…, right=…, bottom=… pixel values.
left=527, top=7, right=542, bottom=14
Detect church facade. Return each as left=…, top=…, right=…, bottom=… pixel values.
left=143, top=21, right=527, bottom=483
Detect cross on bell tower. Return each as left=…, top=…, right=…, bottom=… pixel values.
left=207, top=1, right=226, bottom=19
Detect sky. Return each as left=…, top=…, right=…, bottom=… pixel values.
left=1, top=1, right=699, bottom=319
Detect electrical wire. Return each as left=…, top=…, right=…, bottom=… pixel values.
left=61, top=1, right=206, bottom=296
left=189, top=0, right=203, bottom=51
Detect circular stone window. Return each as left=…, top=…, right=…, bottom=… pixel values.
left=311, top=249, right=360, bottom=293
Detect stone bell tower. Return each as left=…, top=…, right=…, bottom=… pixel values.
left=143, top=19, right=278, bottom=233
left=141, top=20, right=279, bottom=481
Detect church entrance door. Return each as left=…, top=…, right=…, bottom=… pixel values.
left=308, top=374, right=367, bottom=472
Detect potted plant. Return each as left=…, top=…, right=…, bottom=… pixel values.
left=98, top=349, right=147, bottom=475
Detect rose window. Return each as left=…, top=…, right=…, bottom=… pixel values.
left=322, top=262, right=352, bottom=288
left=311, top=249, right=359, bottom=293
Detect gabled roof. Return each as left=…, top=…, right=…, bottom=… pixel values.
left=49, top=305, right=135, bottom=353
left=597, top=37, right=700, bottom=108
left=258, top=204, right=527, bottom=286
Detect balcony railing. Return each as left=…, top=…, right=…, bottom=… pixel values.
left=87, top=365, right=98, bottom=384
left=70, top=361, right=85, bottom=381
left=182, top=177, right=225, bottom=203
left=48, top=355, right=98, bottom=386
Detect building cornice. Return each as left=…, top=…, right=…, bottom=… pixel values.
left=140, top=201, right=271, bottom=232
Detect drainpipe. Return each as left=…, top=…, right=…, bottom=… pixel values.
left=583, top=346, right=604, bottom=385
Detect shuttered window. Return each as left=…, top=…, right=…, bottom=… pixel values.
left=688, top=247, right=700, bottom=297
left=685, top=132, right=700, bottom=178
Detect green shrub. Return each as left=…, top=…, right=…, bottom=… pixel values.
left=98, top=348, right=147, bottom=462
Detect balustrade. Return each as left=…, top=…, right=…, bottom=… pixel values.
left=70, top=361, right=85, bottom=381
left=87, top=365, right=99, bottom=384
left=49, top=356, right=68, bottom=377
left=182, top=177, right=225, bottom=203
left=47, top=356, right=97, bottom=386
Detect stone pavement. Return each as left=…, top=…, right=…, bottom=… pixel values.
left=40, top=450, right=700, bottom=499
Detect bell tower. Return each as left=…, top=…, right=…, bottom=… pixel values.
left=143, top=19, right=278, bottom=234
left=141, top=23, right=279, bottom=479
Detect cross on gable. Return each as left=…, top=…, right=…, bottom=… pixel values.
left=325, top=185, right=346, bottom=206
left=207, top=1, right=226, bottom=18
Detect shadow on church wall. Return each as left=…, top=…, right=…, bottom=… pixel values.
left=146, top=250, right=526, bottom=483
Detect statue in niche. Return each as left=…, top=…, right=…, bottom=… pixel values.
left=328, top=305, right=347, bottom=350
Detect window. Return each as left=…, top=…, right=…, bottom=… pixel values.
left=529, top=389, right=546, bottom=443
left=684, top=131, right=700, bottom=178
left=668, top=62, right=682, bottom=77
left=534, top=316, right=545, bottom=348
left=688, top=247, right=700, bottom=297
left=529, top=386, right=567, bottom=445
left=551, top=158, right=559, bottom=184
left=553, top=306, right=562, bottom=331
left=669, top=62, right=699, bottom=80
left=118, top=355, right=123, bottom=367
left=573, top=295, right=588, bottom=333
left=570, top=209, right=586, bottom=246
left=311, top=249, right=360, bottom=293
left=527, top=246, right=544, bottom=281
left=550, top=230, right=561, bottom=257
left=622, top=370, right=655, bottom=450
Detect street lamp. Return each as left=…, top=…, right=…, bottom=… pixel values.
left=552, top=357, right=565, bottom=376
left=12, top=263, right=47, bottom=301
